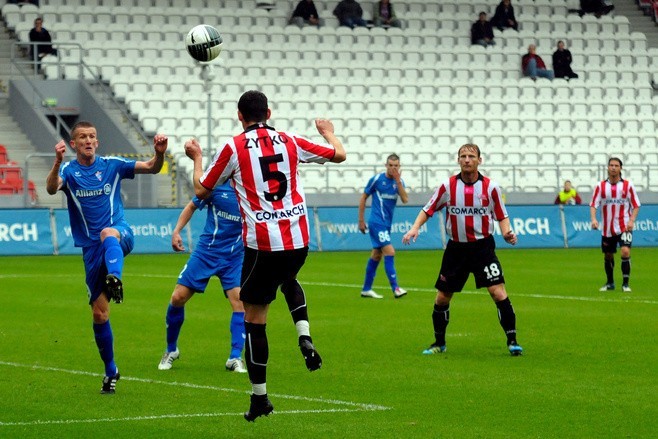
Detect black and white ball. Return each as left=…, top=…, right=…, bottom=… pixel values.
left=185, top=25, right=223, bottom=62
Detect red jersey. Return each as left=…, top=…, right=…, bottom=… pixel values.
left=590, top=179, right=641, bottom=237
left=200, top=123, right=336, bottom=251
left=423, top=173, right=508, bottom=243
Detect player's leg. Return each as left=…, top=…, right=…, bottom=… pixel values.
left=600, top=236, right=616, bottom=290
left=100, top=225, right=134, bottom=304
left=243, top=302, right=273, bottom=421
left=281, top=278, right=322, bottom=371
left=240, top=248, right=277, bottom=421
left=620, top=240, right=632, bottom=292
left=423, top=290, right=453, bottom=354
left=158, top=284, right=194, bottom=370
left=487, top=284, right=522, bottom=355
left=381, top=243, right=406, bottom=298
left=84, top=245, right=120, bottom=393
left=225, top=286, right=247, bottom=372
left=362, top=244, right=383, bottom=298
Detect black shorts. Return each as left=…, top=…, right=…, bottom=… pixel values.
left=435, top=236, right=505, bottom=293
left=601, top=231, right=633, bottom=253
left=240, top=246, right=308, bottom=305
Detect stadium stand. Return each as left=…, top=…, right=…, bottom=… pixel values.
left=2, top=0, right=657, bottom=194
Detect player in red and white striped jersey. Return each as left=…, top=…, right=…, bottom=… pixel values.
left=590, top=157, right=640, bottom=293
left=403, top=144, right=522, bottom=356
left=185, top=90, right=346, bottom=421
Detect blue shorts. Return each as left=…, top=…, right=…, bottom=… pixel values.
left=177, top=248, right=244, bottom=295
left=368, top=223, right=392, bottom=249
left=83, top=223, right=134, bottom=304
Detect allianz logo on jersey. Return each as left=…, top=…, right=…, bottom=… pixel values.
left=255, top=204, right=305, bottom=221
left=75, top=184, right=112, bottom=198
left=216, top=209, right=241, bottom=222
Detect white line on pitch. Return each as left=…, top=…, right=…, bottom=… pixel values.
left=3, top=274, right=657, bottom=304
left=0, top=408, right=364, bottom=427
left=0, top=361, right=390, bottom=412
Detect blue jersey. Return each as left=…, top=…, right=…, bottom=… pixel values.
left=192, top=181, right=243, bottom=255
left=364, top=172, right=405, bottom=228
left=59, top=156, right=135, bottom=248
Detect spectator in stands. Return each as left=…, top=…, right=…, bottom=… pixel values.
left=373, top=0, right=402, bottom=29
left=333, top=0, right=368, bottom=29
left=492, top=0, right=518, bottom=31
left=289, top=0, right=325, bottom=28
left=29, top=17, right=56, bottom=72
left=553, top=40, right=578, bottom=80
left=471, top=11, right=496, bottom=47
left=521, top=44, right=554, bottom=81
left=579, top=0, right=614, bottom=18
left=554, top=180, right=582, bottom=205
left=552, top=40, right=579, bottom=80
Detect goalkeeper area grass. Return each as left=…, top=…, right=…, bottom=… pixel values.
left=1, top=248, right=656, bottom=438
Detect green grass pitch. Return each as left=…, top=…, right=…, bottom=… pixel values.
left=1, top=248, right=657, bottom=438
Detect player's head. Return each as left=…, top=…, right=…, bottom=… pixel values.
left=69, top=121, right=98, bottom=159
left=557, top=40, right=565, bottom=50
left=457, top=144, right=482, bottom=171
left=478, top=11, right=487, bottom=21
left=607, top=157, right=622, bottom=179
left=385, top=153, right=400, bottom=178
left=34, top=17, right=43, bottom=28
left=563, top=180, right=572, bottom=191
left=238, top=90, right=270, bottom=125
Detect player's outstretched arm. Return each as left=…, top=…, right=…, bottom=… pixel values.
left=402, top=210, right=430, bottom=244
left=171, top=201, right=197, bottom=252
left=46, top=140, right=66, bottom=195
left=316, top=119, right=346, bottom=163
left=184, top=138, right=211, bottom=199
left=499, top=217, right=517, bottom=245
left=135, top=134, right=168, bottom=174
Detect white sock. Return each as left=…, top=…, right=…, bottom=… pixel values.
left=252, top=383, right=267, bottom=396
left=295, top=320, right=310, bottom=338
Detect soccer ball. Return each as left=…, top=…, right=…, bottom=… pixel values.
left=185, top=24, right=223, bottom=62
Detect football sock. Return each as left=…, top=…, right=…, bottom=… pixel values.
left=245, top=322, right=268, bottom=390
left=93, top=320, right=117, bottom=377
left=102, top=236, right=123, bottom=278
left=432, top=304, right=450, bottom=346
left=621, top=257, right=630, bottom=285
left=230, top=311, right=245, bottom=359
left=605, top=259, right=614, bottom=284
left=165, top=304, right=185, bottom=353
left=362, top=258, right=380, bottom=291
left=495, top=297, right=517, bottom=345
left=384, top=255, right=399, bottom=291
left=282, top=279, right=309, bottom=324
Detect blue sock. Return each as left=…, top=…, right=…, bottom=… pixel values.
left=229, top=311, right=245, bottom=359
left=363, top=258, right=380, bottom=291
left=103, top=236, right=124, bottom=278
left=93, top=320, right=117, bottom=377
left=384, top=255, right=399, bottom=291
left=166, top=304, right=185, bottom=352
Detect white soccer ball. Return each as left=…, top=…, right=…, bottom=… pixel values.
left=185, top=24, right=223, bottom=62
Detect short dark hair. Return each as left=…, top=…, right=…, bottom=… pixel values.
left=608, top=157, right=623, bottom=167
left=71, top=120, right=95, bottom=138
left=386, top=153, right=400, bottom=162
left=238, top=90, right=268, bottom=123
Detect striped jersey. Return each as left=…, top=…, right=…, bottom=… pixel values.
left=422, top=173, right=508, bottom=243
left=199, top=123, right=336, bottom=251
left=590, top=179, right=641, bottom=237
left=59, top=156, right=135, bottom=247
left=364, top=172, right=405, bottom=228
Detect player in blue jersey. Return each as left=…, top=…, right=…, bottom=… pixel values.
left=46, top=121, right=167, bottom=394
left=158, top=181, right=247, bottom=373
left=358, top=153, right=409, bottom=299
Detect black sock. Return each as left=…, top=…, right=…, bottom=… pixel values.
left=495, top=298, right=517, bottom=345
left=605, top=259, right=615, bottom=284
left=244, top=322, right=268, bottom=385
left=432, top=304, right=449, bottom=346
left=282, top=279, right=309, bottom=324
left=621, top=257, right=630, bottom=285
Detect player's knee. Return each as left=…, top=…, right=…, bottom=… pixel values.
left=281, top=279, right=300, bottom=295
left=100, top=228, right=119, bottom=241
left=92, top=308, right=109, bottom=323
left=620, top=248, right=631, bottom=258
left=171, top=286, right=192, bottom=307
